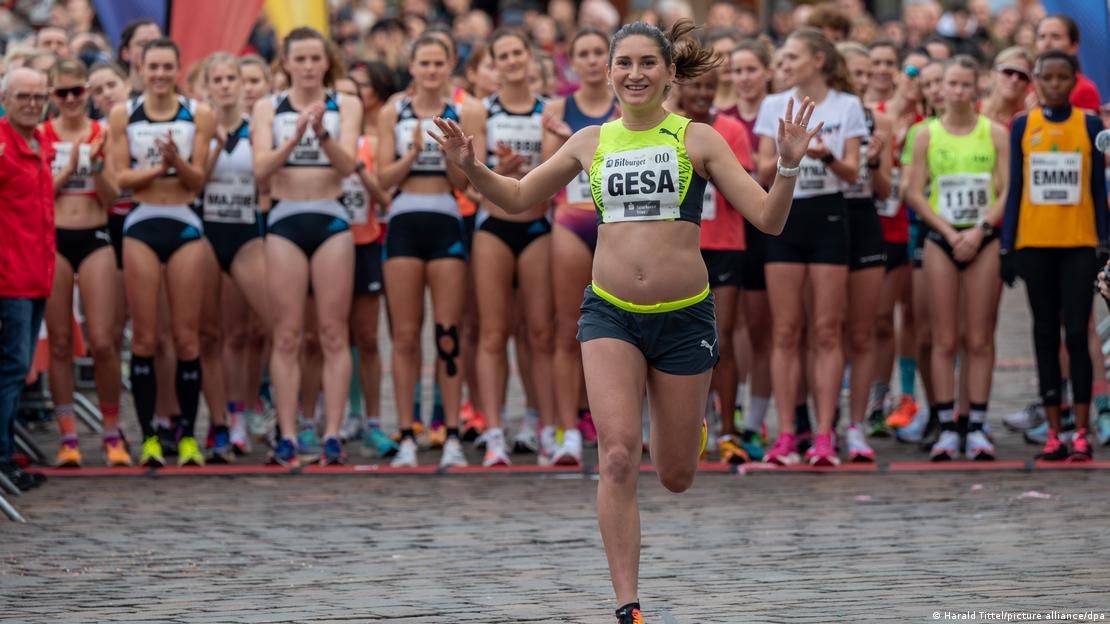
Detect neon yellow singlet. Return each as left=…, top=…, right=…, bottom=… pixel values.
left=926, top=115, right=996, bottom=228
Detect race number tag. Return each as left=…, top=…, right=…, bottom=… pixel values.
left=488, top=116, right=543, bottom=172
left=936, top=172, right=991, bottom=226
left=600, top=146, right=680, bottom=223
left=878, top=166, right=901, bottom=217
left=399, top=118, right=445, bottom=173
left=796, top=155, right=835, bottom=197
left=131, top=121, right=194, bottom=172
left=51, top=142, right=95, bottom=193
left=341, top=174, right=370, bottom=225
left=1029, top=152, right=1081, bottom=205
left=566, top=171, right=593, bottom=205
left=203, top=172, right=256, bottom=224
left=702, top=182, right=717, bottom=220
left=843, top=143, right=872, bottom=199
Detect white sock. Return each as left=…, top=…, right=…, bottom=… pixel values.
left=746, top=397, right=770, bottom=432
left=735, top=383, right=747, bottom=407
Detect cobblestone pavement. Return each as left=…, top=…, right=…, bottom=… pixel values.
left=3, top=289, right=1110, bottom=622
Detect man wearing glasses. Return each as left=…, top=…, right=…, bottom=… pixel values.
left=0, top=67, right=54, bottom=491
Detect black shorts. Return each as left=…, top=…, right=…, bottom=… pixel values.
left=765, top=193, right=850, bottom=266
left=910, top=221, right=927, bottom=269
left=384, top=211, right=467, bottom=262
left=56, top=226, right=113, bottom=271
left=577, top=285, right=719, bottom=376
left=925, top=228, right=999, bottom=272
left=476, top=213, right=551, bottom=257
left=108, top=214, right=126, bottom=269
left=884, top=241, right=909, bottom=271
left=462, top=213, right=476, bottom=255
left=701, top=249, right=745, bottom=288
left=354, top=242, right=384, bottom=296
left=204, top=219, right=261, bottom=274
left=742, top=220, right=766, bottom=291
left=124, top=216, right=204, bottom=264
left=268, top=200, right=350, bottom=259
left=846, top=199, right=886, bottom=272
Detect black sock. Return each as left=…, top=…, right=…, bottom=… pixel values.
left=175, top=359, right=202, bottom=438
left=130, top=356, right=156, bottom=438
left=401, top=427, right=415, bottom=441
left=447, top=427, right=460, bottom=440
left=794, top=404, right=812, bottom=434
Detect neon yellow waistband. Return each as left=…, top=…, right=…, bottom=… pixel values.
left=590, top=281, right=710, bottom=314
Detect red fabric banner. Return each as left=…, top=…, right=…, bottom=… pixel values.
left=170, top=0, right=265, bottom=82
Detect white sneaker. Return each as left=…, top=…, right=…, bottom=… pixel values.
left=229, top=413, right=250, bottom=454
left=512, top=419, right=539, bottom=454
left=553, top=429, right=583, bottom=465
left=439, top=437, right=468, bottom=467
left=482, top=443, right=511, bottom=467
left=390, top=438, right=418, bottom=467
left=1003, top=401, right=1045, bottom=432
left=340, top=413, right=364, bottom=443
left=965, top=429, right=995, bottom=461
left=845, top=424, right=875, bottom=462
left=929, top=429, right=961, bottom=461
left=538, top=426, right=557, bottom=466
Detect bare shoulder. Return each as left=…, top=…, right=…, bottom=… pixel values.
left=564, top=124, right=601, bottom=167
left=545, top=97, right=566, bottom=118
left=251, top=96, right=274, bottom=119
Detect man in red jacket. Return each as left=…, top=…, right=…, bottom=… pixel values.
left=0, top=67, right=54, bottom=491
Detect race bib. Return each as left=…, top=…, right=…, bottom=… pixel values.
left=341, top=174, right=370, bottom=225
left=130, top=121, right=194, bottom=172
left=1029, top=152, right=1081, bottom=205
left=398, top=118, right=446, bottom=173
left=843, top=143, right=872, bottom=199
left=51, top=142, right=95, bottom=194
left=203, top=172, right=256, bottom=224
left=600, top=146, right=680, bottom=223
left=566, top=170, right=593, bottom=205
left=796, top=155, right=837, bottom=198
left=878, top=166, right=901, bottom=218
left=936, top=172, right=991, bottom=226
left=702, top=182, right=717, bottom=221
left=488, top=116, right=543, bottom=172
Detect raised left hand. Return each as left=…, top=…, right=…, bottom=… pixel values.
left=777, top=97, right=823, bottom=168
left=429, top=116, right=478, bottom=170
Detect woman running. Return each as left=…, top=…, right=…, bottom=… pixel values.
left=543, top=28, right=618, bottom=465
left=197, top=53, right=273, bottom=461
left=378, top=36, right=474, bottom=468
left=252, top=27, right=363, bottom=467
left=838, top=42, right=893, bottom=462
left=723, top=39, right=775, bottom=460
left=754, top=28, right=867, bottom=466
left=42, top=60, right=126, bottom=467
left=675, top=66, right=755, bottom=464
left=905, top=55, right=1010, bottom=461
left=1001, top=50, right=1107, bottom=462
left=469, top=30, right=557, bottom=467
left=433, top=20, right=819, bottom=622
left=108, top=38, right=215, bottom=467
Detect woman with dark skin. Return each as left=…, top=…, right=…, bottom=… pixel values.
left=433, top=21, right=818, bottom=623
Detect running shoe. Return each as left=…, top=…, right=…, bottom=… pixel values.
left=553, top=430, right=583, bottom=466
left=512, top=418, right=539, bottom=454
left=867, top=406, right=891, bottom=437
left=579, top=409, right=598, bottom=446
left=427, top=422, right=447, bottom=449
left=439, top=437, right=468, bottom=467
left=462, top=410, right=485, bottom=442
left=1003, top=401, right=1045, bottom=432
left=805, top=432, right=840, bottom=466
left=177, top=436, right=205, bottom=467
left=918, top=411, right=941, bottom=452
left=246, top=409, right=269, bottom=438
left=460, top=400, right=478, bottom=429
left=717, top=434, right=750, bottom=465
left=207, top=429, right=234, bottom=464
left=539, top=426, right=558, bottom=466
left=615, top=602, right=644, bottom=624
left=297, top=425, right=322, bottom=455
left=103, top=436, right=132, bottom=467
left=1035, top=435, right=1069, bottom=462
left=894, top=404, right=930, bottom=444
left=362, top=427, right=399, bottom=458
left=155, top=423, right=178, bottom=457
left=1023, top=414, right=1076, bottom=445
left=1067, top=429, right=1092, bottom=462
left=764, top=432, right=799, bottom=465
left=845, top=424, right=875, bottom=463
left=965, top=426, right=995, bottom=461
left=321, top=436, right=345, bottom=465
left=737, top=429, right=765, bottom=461
left=390, top=438, right=418, bottom=467
left=340, top=413, right=364, bottom=443
left=885, top=395, right=918, bottom=429
left=391, top=421, right=426, bottom=443
left=140, top=436, right=165, bottom=468
left=929, top=427, right=960, bottom=462
left=482, top=442, right=511, bottom=467
left=229, top=413, right=250, bottom=455
left=55, top=438, right=82, bottom=468
left=1097, top=411, right=1110, bottom=447
left=268, top=437, right=299, bottom=468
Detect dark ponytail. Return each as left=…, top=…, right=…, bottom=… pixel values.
left=609, top=19, right=720, bottom=84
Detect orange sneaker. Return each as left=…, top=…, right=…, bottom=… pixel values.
left=56, top=441, right=82, bottom=468
left=103, top=436, right=133, bottom=467
left=885, top=395, right=918, bottom=430
left=391, top=421, right=426, bottom=443
left=427, top=422, right=447, bottom=449
left=463, top=410, right=487, bottom=442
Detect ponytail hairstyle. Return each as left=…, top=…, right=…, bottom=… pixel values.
left=282, top=26, right=343, bottom=88
left=609, top=20, right=720, bottom=95
left=786, top=27, right=854, bottom=96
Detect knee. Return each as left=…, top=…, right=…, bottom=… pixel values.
left=848, top=325, right=874, bottom=356
left=875, top=316, right=895, bottom=341
left=1064, top=326, right=1088, bottom=353
left=932, top=332, right=958, bottom=359
left=478, top=326, right=510, bottom=354
left=772, top=325, right=802, bottom=351
left=657, top=465, right=696, bottom=494
left=315, top=322, right=349, bottom=354
left=965, top=331, right=995, bottom=357
left=599, top=445, right=639, bottom=485
left=86, top=330, right=117, bottom=362
left=812, top=322, right=842, bottom=353
left=224, top=325, right=250, bottom=352
left=527, top=323, right=554, bottom=354
left=199, top=324, right=222, bottom=355
left=391, top=329, right=421, bottom=358
left=354, top=330, right=379, bottom=358
left=271, top=328, right=301, bottom=357
left=48, top=334, right=72, bottom=363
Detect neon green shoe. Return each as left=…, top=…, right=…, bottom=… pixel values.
left=140, top=435, right=165, bottom=468
left=177, top=436, right=205, bottom=467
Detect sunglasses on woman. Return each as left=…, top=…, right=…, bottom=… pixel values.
left=996, top=66, right=1031, bottom=82
left=53, top=85, right=87, bottom=99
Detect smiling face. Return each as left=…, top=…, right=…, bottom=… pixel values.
left=711, top=37, right=736, bottom=89
left=50, top=71, right=87, bottom=118
left=205, top=61, right=242, bottom=109
left=2, top=69, right=49, bottom=131
left=571, top=33, right=608, bottom=87
left=492, top=34, right=532, bottom=86
left=410, top=42, right=450, bottom=93
left=993, top=59, right=1031, bottom=101
left=141, top=46, right=179, bottom=97
left=730, top=49, right=769, bottom=101
left=284, top=38, right=329, bottom=90
left=678, top=69, right=718, bottom=119
left=608, top=34, right=674, bottom=112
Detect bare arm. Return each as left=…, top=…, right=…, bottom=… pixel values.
left=91, top=134, right=118, bottom=206
left=541, top=97, right=569, bottom=161
left=825, top=136, right=862, bottom=184
left=174, top=103, right=214, bottom=194
left=317, top=96, right=360, bottom=177
left=356, top=167, right=392, bottom=207
left=983, top=121, right=1010, bottom=226
left=109, top=104, right=164, bottom=191
left=431, top=116, right=586, bottom=214
left=449, top=98, right=486, bottom=191
left=375, top=105, right=419, bottom=190
left=869, top=112, right=893, bottom=199
left=755, top=135, right=777, bottom=187
left=251, top=97, right=302, bottom=181
left=904, top=127, right=953, bottom=238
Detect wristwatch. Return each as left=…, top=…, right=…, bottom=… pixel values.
left=777, top=158, right=800, bottom=178
left=354, top=160, right=367, bottom=173
left=820, top=153, right=835, bottom=164
left=978, top=220, right=996, bottom=236
left=317, top=129, right=331, bottom=143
